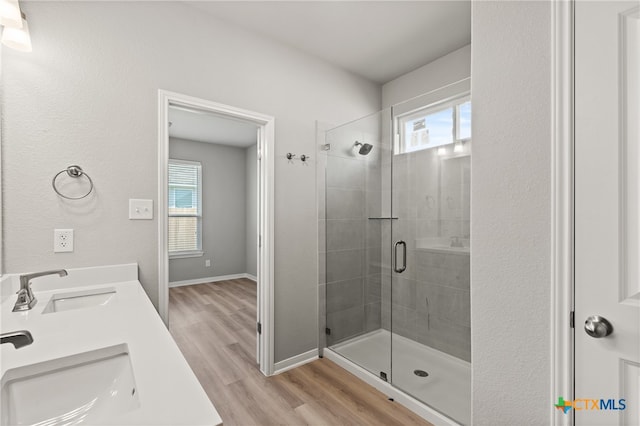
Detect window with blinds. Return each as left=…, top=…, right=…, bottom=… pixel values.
left=168, top=159, right=202, bottom=257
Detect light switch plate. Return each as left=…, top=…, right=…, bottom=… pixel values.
left=129, top=199, right=153, bottom=220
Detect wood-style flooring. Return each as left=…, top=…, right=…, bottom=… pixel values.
left=169, top=279, right=432, bottom=426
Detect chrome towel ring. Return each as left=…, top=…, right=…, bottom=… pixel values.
left=52, top=165, right=94, bottom=200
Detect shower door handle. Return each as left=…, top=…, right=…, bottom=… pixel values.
left=394, top=240, right=407, bottom=273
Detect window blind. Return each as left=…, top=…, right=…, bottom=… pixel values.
left=168, top=160, right=202, bottom=254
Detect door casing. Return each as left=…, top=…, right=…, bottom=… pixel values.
left=157, top=90, right=276, bottom=376
left=551, top=1, right=575, bottom=426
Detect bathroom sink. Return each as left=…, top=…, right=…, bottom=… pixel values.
left=42, top=287, right=116, bottom=314
left=1, top=344, right=139, bottom=425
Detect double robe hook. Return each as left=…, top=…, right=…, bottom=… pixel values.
left=286, top=153, right=311, bottom=162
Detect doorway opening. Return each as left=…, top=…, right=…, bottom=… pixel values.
left=158, top=90, right=275, bottom=375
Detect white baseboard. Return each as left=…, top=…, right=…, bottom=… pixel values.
left=273, top=349, right=318, bottom=375
left=169, top=273, right=256, bottom=288
left=245, top=274, right=257, bottom=282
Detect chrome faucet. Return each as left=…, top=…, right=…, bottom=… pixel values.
left=13, top=269, right=68, bottom=312
left=1, top=330, right=34, bottom=349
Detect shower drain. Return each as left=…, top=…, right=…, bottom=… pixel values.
left=413, top=369, right=429, bottom=377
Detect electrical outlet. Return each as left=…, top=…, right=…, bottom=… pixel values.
left=205, top=259, right=211, bottom=267
left=54, top=229, right=74, bottom=253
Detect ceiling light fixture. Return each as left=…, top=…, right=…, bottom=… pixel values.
left=0, top=0, right=22, bottom=28
left=1, top=11, right=31, bottom=52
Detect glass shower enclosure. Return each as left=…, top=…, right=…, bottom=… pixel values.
left=323, top=80, right=471, bottom=425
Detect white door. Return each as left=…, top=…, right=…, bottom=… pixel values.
left=575, top=1, right=640, bottom=425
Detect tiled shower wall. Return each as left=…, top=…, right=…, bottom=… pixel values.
left=318, top=117, right=384, bottom=348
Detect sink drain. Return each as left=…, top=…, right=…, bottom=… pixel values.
left=414, top=369, right=429, bottom=377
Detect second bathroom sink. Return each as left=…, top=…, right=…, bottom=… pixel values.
left=1, top=343, right=139, bottom=425
left=41, top=287, right=116, bottom=314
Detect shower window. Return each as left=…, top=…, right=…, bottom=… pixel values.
left=396, top=97, right=471, bottom=154
left=168, top=159, right=203, bottom=258
left=457, top=100, right=472, bottom=140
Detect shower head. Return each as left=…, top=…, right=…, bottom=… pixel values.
left=355, top=141, right=373, bottom=156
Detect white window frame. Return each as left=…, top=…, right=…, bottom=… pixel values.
left=396, top=95, right=471, bottom=155
left=168, top=159, right=203, bottom=259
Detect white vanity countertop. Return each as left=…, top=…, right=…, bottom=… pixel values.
left=0, top=263, right=222, bottom=426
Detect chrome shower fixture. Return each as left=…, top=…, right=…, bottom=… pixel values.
left=354, top=141, right=373, bottom=155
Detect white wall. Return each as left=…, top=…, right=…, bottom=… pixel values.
left=382, top=44, right=471, bottom=108
left=1, top=2, right=380, bottom=363
left=245, top=145, right=257, bottom=278
left=471, top=1, right=552, bottom=424
left=168, top=138, right=247, bottom=283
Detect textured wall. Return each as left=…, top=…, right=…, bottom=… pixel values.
left=382, top=44, right=471, bottom=108
left=168, top=138, right=247, bottom=283
left=471, top=1, right=552, bottom=424
left=1, top=1, right=380, bottom=363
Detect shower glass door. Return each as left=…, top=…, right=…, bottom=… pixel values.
left=324, top=108, right=392, bottom=380
left=390, top=81, right=471, bottom=425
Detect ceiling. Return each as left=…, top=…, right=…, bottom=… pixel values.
left=169, top=2, right=471, bottom=144
left=169, top=106, right=258, bottom=147
left=186, top=1, right=471, bottom=84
